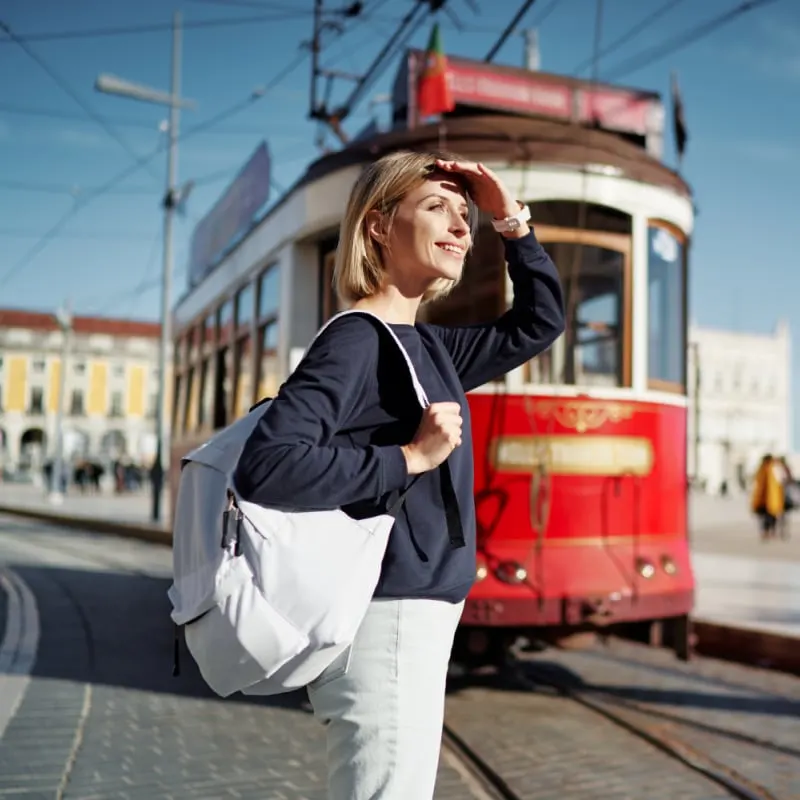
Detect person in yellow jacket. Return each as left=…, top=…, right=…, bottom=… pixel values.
left=751, top=454, right=785, bottom=540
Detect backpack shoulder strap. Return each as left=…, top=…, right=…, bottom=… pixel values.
left=310, top=310, right=429, bottom=409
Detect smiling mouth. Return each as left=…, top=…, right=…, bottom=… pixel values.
left=436, top=243, right=465, bottom=256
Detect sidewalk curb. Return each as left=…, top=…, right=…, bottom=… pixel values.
left=691, top=618, right=800, bottom=677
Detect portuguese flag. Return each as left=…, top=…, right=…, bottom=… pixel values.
left=417, top=23, right=455, bottom=118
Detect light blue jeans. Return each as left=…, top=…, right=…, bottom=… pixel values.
left=307, top=597, right=464, bottom=799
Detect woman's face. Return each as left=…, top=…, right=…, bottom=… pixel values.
left=374, top=172, right=472, bottom=290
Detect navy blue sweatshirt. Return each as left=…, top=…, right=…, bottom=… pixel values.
left=233, top=230, right=565, bottom=603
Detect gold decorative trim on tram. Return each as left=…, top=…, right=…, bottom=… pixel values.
left=490, top=434, right=654, bottom=477
left=532, top=399, right=636, bottom=433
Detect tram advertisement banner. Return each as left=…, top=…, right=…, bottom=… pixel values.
left=187, top=141, right=271, bottom=290
left=395, top=50, right=663, bottom=148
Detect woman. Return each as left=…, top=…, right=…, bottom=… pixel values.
left=234, top=150, right=565, bottom=799
left=751, top=453, right=784, bottom=541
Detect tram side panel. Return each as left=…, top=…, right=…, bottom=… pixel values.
left=463, top=392, right=694, bottom=631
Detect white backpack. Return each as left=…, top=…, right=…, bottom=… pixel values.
left=167, top=310, right=430, bottom=698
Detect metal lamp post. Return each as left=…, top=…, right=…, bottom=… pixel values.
left=49, top=302, right=72, bottom=505
left=94, top=12, right=195, bottom=523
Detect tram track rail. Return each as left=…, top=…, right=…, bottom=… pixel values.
left=512, top=660, right=780, bottom=800
left=441, top=722, right=524, bottom=800
left=440, top=637, right=799, bottom=800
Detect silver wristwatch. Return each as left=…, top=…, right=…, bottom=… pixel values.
left=491, top=203, right=531, bottom=233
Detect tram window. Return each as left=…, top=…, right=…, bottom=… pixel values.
left=233, top=335, right=253, bottom=419
left=647, top=225, right=685, bottom=388
left=236, top=283, right=254, bottom=329
left=533, top=242, right=626, bottom=387
left=257, top=322, right=280, bottom=401
left=219, top=300, right=234, bottom=345
left=259, top=266, right=280, bottom=320
left=530, top=201, right=631, bottom=235
left=213, top=346, right=233, bottom=429
left=203, top=313, right=216, bottom=348
left=183, top=366, right=195, bottom=431
left=197, top=357, right=213, bottom=427
left=172, top=373, right=182, bottom=432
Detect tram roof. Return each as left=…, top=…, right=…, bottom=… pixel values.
left=300, top=113, right=691, bottom=198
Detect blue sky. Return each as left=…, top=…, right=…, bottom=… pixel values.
left=1, top=2, right=798, bottom=378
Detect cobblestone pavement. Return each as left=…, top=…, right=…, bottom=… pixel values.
left=518, top=640, right=800, bottom=799
left=0, top=516, right=474, bottom=800
left=2, top=515, right=799, bottom=799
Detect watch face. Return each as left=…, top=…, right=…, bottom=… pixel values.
left=507, top=217, right=520, bottom=230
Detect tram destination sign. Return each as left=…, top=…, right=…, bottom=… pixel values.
left=187, top=141, right=271, bottom=290
left=393, top=50, right=664, bottom=156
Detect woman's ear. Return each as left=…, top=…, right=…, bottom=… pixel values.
left=365, top=209, right=388, bottom=245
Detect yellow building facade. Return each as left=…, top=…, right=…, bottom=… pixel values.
left=0, top=309, right=171, bottom=478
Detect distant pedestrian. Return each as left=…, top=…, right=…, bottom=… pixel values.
left=751, top=454, right=784, bottom=541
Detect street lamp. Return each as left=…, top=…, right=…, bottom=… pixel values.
left=49, top=303, right=72, bottom=505
left=95, top=11, right=195, bottom=524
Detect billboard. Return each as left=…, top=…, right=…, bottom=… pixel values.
left=392, top=51, right=664, bottom=157
left=187, top=141, right=271, bottom=290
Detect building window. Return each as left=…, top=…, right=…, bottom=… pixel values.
left=647, top=223, right=685, bottom=388
left=70, top=389, right=85, bottom=416
left=29, top=387, right=44, bottom=415
left=110, top=391, right=124, bottom=417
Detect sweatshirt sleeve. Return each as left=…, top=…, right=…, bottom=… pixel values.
left=233, top=315, right=409, bottom=510
left=428, top=229, right=565, bottom=392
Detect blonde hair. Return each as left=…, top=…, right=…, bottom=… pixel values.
left=333, top=150, right=477, bottom=306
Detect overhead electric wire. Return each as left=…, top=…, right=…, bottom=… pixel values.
left=333, top=0, right=428, bottom=121
left=0, top=20, right=162, bottom=183
left=0, top=48, right=308, bottom=290
left=0, top=100, right=294, bottom=136
left=569, top=0, right=687, bottom=76
left=485, top=0, right=538, bottom=62
left=603, top=0, right=780, bottom=81
left=0, top=165, right=242, bottom=196
left=0, top=10, right=307, bottom=45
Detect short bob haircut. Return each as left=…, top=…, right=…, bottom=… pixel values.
left=333, top=149, right=479, bottom=307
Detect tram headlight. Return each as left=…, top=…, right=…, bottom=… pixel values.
left=635, top=557, right=656, bottom=579
left=476, top=560, right=489, bottom=581
left=661, top=554, right=678, bottom=576
left=495, top=561, right=528, bottom=584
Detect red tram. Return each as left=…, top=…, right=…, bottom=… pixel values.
left=169, top=51, right=695, bottom=663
